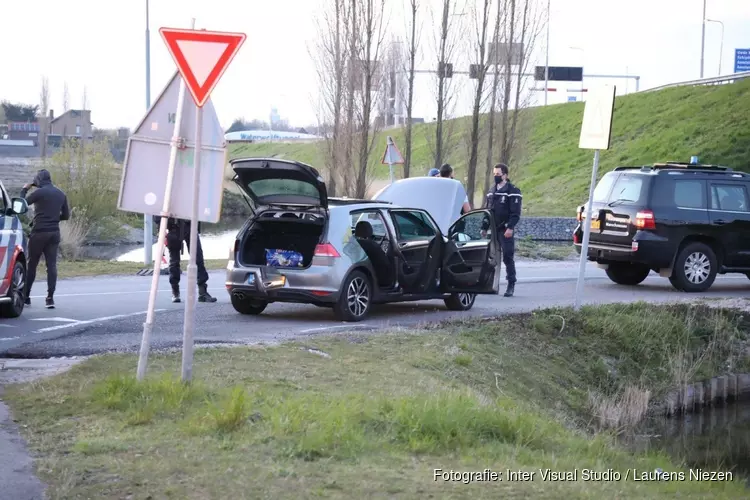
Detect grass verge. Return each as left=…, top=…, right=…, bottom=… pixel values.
left=4, top=303, right=750, bottom=498
left=38, top=258, right=229, bottom=279
left=229, top=79, right=750, bottom=215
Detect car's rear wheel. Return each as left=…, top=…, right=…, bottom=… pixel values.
left=230, top=292, right=268, bottom=315
left=669, top=242, right=717, bottom=292
left=444, top=293, right=476, bottom=311
left=0, top=261, right=26, bottom=318
left=333, top=270, right=371, bottom=322
left=604, top=262, right=651, bottom=286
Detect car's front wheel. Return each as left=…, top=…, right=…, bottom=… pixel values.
left=230, top=292, right=268, bottom=315
left=444, top=293, right=476, bottom=311
left=669, top=242, right=717, bottom=292
left=604, top=262, right=651, bottom=286
left=333, top=270, right=372, bottom=322
left=0, top=261, right=26, bottom=318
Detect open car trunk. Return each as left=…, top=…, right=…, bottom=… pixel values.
left=238, top=212, right=325, bottom=269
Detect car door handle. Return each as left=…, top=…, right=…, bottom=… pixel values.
left=714, top=219, right=729, bottom=225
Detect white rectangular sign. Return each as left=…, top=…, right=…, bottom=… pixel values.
left=579, top=84, right=616, bottom=150
left=117, top=71, right=227, bottom=223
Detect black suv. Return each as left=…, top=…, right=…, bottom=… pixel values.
left=573, top=162, right=750, bottom=292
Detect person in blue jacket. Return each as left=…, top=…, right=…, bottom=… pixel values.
left=482, top=163, right=522, bottom=297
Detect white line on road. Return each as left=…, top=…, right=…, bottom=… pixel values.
left=29, top=317, right=79, bottom=323
left=30, top=287, right=225, bottom=299
left=0, top=337, right=20, bottom=341
left=299, top=324, right=372, bottom=333
left=32, top=309, right=167, bottom=334
left=0, top=324, right=16, bottom=328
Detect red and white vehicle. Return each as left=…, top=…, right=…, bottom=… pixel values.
left=0, top=180, right=29, bottom=318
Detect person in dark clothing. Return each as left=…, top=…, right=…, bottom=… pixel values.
left=155, top=216, right=217, bottom=303
left=482, top=163, right=522, bottom=297
left=20, top=169, right=70, bottom=308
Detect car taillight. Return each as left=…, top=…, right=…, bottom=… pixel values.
left=573, top=233, right=579, bottom=244
left=635, top=210, right=655, bottom=230
left=314, top=243, right=340, bottom=258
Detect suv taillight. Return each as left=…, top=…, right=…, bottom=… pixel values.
left=314, top=243, right=340, bottom=258
left=635, top=210, right=655, bottom=230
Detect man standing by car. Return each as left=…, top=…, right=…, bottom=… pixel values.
left=159, top=216, right=217, bottom=304
left=482, top=163, right=521, bottom=297
left=438, top=163, right=472, bottom=214
left=20, top=169, right=70, bottom=308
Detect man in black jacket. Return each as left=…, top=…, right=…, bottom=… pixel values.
left=482, top=163, right=522, bottom=297
left=20, top=169, right=70, bottom=308
left=155, top=216, right=216, bottom=303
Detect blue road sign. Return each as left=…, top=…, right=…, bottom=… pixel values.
left=568, top=96, right=577, bottom=102
left=735, top=49, right=750, bottom=73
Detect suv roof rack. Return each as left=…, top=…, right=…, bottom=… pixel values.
left=614, top=163, right=744, bottom=174
left=328, top=197, right=391, bottom=205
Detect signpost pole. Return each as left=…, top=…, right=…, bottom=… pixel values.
left=136, top=72, right=187, bottom=381
left=182, top=102, right=202, bottom=382
left=143, top=0, right=153, bottom=266
left=573, top=149, right=599, bottom=311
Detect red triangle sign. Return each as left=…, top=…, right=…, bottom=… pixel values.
left=159, top=27, right=246, bottom=108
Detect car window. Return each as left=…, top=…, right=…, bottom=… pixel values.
left=593, top=172, right=617, bottom=203
left=711, top=184, right=749, bottom=212
left=607, top=175, right=645, bottom=204
left=652, top=179, right=706, bottom=209
left=246, top=179, right=320, bottom=202
left=449, top=211, right=492, bottom=241
left=352, top=211, right=388, bottom=238
left=391, top=210, right=437, bottom=241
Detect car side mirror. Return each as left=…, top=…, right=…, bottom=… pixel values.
left=11, top=197, right=28, bottom=215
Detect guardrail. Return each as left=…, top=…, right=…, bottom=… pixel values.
left=646, top=71, right=750, bottom=92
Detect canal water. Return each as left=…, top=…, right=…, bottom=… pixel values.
left=626, top=400, right=750, bottom=480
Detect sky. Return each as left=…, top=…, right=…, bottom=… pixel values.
left=1, top=0, right=748, bottom=131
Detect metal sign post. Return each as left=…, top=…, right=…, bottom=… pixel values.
left=574, top=84, right=616, bottom=311
left=158, top=26, right=246, bottom=382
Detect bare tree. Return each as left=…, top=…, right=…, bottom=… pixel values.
left=353, top=0, right=388, bottom=198
left=483, top=0, right=507, bottom=196
left=403, top=0, right=422, bottom=177
left=429, top=0, right=465, bottom=170
left=39, top=77, right=50, bottom=157
left=62, top=82, right=70, bottom=112
left=464, top=0, right=493, bottom=206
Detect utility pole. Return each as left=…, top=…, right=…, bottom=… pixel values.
left=544, top=0, right=551, bottom=105
left=700, top=0, right=706, bottom=78
left=144, top=0, right=153, bottom=266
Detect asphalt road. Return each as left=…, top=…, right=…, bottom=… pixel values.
left=1, top=260, right=749, bottom=357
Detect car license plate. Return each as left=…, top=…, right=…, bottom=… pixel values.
left=247, top=274, right=256, bottom=285
left=591, top=219, right=601, bottom=230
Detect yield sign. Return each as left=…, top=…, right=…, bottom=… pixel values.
left=159, top=27, right=246, bottom=108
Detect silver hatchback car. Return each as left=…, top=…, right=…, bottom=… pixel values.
left=225, top=158, right=502, bottom=321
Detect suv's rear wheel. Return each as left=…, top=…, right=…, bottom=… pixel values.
left=230, top=292, right=268, bottom=315
left=444, top=293, right=476, bottom=311
left=605, top=262, right=651, bottom=286
left=333, top=270, right=371, bottom=322
left=0, top=261, right=26, bottom=318
left=669, top=242, right=717, bottom=292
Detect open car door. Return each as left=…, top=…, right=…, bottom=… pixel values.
left=440, top=210, right=500, bottom=294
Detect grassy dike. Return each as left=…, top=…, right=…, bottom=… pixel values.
left=4, top=303, right=750, bottom=498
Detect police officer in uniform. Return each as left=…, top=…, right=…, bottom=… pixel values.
left=482, top=163, right=522, bottom=297
left=155, top=216, right=217, bottom=304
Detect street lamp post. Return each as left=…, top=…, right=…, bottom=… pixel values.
left=700, top=0, right=706, bottom=78
left=544, top=0, right=551, bottom=105
left=706, top=18, right=724, bottom=75
left=143, top=0, right=153, bottom=266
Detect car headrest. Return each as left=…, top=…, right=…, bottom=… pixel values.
left=355, top=220, right=373, bottom=239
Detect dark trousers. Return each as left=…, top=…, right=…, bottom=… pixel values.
left=26, top=230, right=61, bottom=298
left=496, top=228, right=516, bottom=284
left=166, top=229, right=209, bottom=288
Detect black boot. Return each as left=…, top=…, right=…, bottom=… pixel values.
left=198, top=284, right=217, bottom=303
left=171, top=284, right=181, bottom=303
left=504, top=282, right=515, bottom=297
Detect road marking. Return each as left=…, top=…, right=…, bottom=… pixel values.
left=32, top=309, right=167, bottom=333
left=0, top=324, right=16, bottom=328
left=0, top=337, right=19, bottom=341
left=29, top=317, right=79, bottom=323
left=30, top=287, right=225, bottom=299
left=299, top=324, right=372, bottom=334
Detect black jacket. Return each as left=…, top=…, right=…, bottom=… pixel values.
left=20, top=169, right=70, bottom=233
left=152, top=216, right=202, bottom=240
left=483, top=181, right=522, bottom=230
